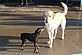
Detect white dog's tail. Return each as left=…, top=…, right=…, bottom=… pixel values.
left=61, top=2, right=68, bottom=15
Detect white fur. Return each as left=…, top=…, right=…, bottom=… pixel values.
left=44, top=2, right=68, bottom=48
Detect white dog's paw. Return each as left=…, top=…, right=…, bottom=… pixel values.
left=48, top=44, right=52, bottom=48
left=53, top=37, right=56, bottom=40
left=47, top=41, right=50, bottom=44
left=61, top=37, right=64, bottom=40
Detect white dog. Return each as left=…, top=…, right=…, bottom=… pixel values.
left=44, top=2, right=68, bottom=48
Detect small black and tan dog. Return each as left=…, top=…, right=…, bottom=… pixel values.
left=21, top=27, right=44, bottom=53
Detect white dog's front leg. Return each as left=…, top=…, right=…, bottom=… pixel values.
left=51, top=30, right=54, bottom=42
left=47, top=30, right=54, bottom=48
left=53, top=28, right=57, bottom=40
left=47, top=31, right=53, bottom=48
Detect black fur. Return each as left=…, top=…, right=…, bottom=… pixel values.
left=21, top=27, right=44, bottom=53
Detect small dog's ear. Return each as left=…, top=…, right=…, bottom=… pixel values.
left=38, top=27, right=44, bottom=32
left=40, top=27, right=44, bottom=32
left=41, top=27, right=44, bottom=29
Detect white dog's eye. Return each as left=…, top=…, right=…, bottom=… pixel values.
left=44, top=15, right=47, bottom=17
left=49, top=15, right=51, bottom=17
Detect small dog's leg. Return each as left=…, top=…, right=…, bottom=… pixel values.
left=34, top=43, right=39, bottom=53
left=36, top=43, right=39, bottom=49
left=34, top=48, right=39, bottom=53
left=21, top=40, right=26, bottom=50
left=21, top=46, right=24, bottom=50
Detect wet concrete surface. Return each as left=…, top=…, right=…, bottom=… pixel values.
left=0, top=25, right=82, bottom=55
left=0, top=11, right=82, bottom=55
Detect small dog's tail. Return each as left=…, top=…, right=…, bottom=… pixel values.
left=61, top=2, right=68, bottom=15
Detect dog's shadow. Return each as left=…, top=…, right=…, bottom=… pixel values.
left=0, top=36, right=48, bottom=53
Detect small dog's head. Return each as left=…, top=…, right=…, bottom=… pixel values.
left=44, top=10, right=54, bottom=23
left=35, top=27, right=44, bottom=35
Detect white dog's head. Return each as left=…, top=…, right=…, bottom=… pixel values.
left=44, top=10, right=54, bottom=23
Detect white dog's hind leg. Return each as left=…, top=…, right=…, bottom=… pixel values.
left=61, top=28, right=65, bottom=40
left=61, top=18, right=66, bottom=40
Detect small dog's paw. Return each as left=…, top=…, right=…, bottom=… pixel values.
left=21, top=48, right=24, bottom=50
left=37, top=47, right=40, bottom=49
left=21, top=47, right=24, bottom=50
left=34, top=50, right=39, bottom=53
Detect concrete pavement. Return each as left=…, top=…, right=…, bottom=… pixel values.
left=0, top=11, right=82, bottom=55
left=0, top=5, right=82, bottom=55
left=0, top=25, right=82, bottom=55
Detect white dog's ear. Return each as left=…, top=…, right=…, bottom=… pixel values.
left=53, top=13, right=56, bottom=16
left=52, top=13, right=55, bottom=19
